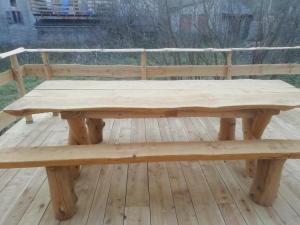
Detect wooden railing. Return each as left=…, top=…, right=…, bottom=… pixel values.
left=0, top=46, right=300, bottom=130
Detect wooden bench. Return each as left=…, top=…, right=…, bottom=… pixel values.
left=0, top=139, right=300, bottom=220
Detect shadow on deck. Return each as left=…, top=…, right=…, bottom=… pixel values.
left=0, top=110, right=300, bottom=225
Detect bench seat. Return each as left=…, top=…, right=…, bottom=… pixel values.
left=1, top=139, right=299, bottom=220
left=0, top=140, right=299, bottom=168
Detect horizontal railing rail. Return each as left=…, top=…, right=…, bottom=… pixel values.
left=2, top=46, right=300, bottom=59
left=0, top=46, right=300, bottom=130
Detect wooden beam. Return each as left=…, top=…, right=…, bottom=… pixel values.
left=22, top=63, right=300, bottom=78
left=231, top=64, right=300, bottom=76
left=141, top=50, right=147, bottom=80
left=41, top=52, right=53, bottom=79
left=23, top=46, right=300, bottom=54
left=0, top=140, right=299, bottom=168
left=41, top=53, right=58, bottom=117
left=25, top=64, right=141, bottom=78
left=147, top=65, right=226, bottom=78
left=0, top=47, right=25, bottom=60
left=72, top=109, right=256, bottom=120
left=226, top=51, right=233, bottom=79
left=10, top=55, right=33, bottom=124
left=0, top=70, right=14, bottom=86
left=1, top=46, right=300, bottom=60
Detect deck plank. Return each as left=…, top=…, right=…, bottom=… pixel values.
left=102, top=119, right=129, bottom=225
left=124, top=118, right=150, bottom=225
left=146, top=118, right=178, bottom=225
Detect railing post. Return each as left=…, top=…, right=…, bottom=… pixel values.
left=10, top=55, right=33, bottom=124
left=41, top=52, right=58, bottom=117
left=41, top=52, right=53, bottom=80
left=226, top=51, right=232, bottom=80
left=141, top=49, right=147, bottom=80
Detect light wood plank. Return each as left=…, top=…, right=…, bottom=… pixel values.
left=86, top=119, right=114, bottom=225
left=4, top=80, right=300, bottom=117
left=22, top=63, right=300, bottom=78
left=24, top=64, right=141, bottom=78
left=0, top=48, right=25, bottom=60
left=215, top=162, right=264, bottom=225
left=0, top=169, right=46, bottom=225
left=147, top=65, right=226, bottom=77
left=102, top=119, right=129, bottom=225
left=124, top=119, right=150, bottom=225
left=146, top=118, right=178, bottom=225
left=231, top=64, right=300, bottom=76
left=201, top=162, right=247, bottom=225
left=0, top=140, right=300, bottom=168
left=161, top=118, right=198, bottom=225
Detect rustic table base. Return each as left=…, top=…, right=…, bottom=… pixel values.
left=219, top=110, right=284, bottom=206
left=46, top=109, right=284, bottom=220
left=46, top=166, right=78, bottom=220
left=47, top=114, right=105, bottom=220
left=250, top=159, right=286, bottom=206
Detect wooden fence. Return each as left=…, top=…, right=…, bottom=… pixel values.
left=0, top=46, right=300, bottom=130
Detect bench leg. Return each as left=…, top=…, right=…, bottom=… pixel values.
left=46, top=167, right=77, bottom=220
left=67, top=117, right=90, bottom=179
left=250, top=159, right=286, bottom=206
left=242, top=113, right=273, bottom=177
left=219, top=118, right=236, bottom=140
left=86, top=118, right=105, bottom=144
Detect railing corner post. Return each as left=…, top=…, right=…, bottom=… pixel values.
left=10, top=54, right=33, bottom=124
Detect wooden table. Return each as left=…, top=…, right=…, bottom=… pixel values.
left=4, top=79, right=300, bottom=220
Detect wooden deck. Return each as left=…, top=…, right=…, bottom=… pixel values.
left=0, top=111, right=300, bottom=225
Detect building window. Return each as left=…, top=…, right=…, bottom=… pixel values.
left=6, top=10, right=23, bottom=24
left=10, top=0, right=17, bottom=7
left=197, top=15, right=209, bottom=34
left=180, top=15, right=192, bottom=32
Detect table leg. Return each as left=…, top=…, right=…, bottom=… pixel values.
left=242, top=113, right=273, bottom=177
left=218, top=118, right=236, bottom=140
left=242, top=117, right=256, bottom=177
left=86, top=118, right=105, bottom=144
left=250, top=159, right=286, bottom=206
left=247, top=111, right=285, bottom=206
left=67, top=117, right=90, bottom=179
left=46, top=166, right=77, bottom=220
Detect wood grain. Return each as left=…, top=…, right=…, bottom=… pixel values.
left=0, top=140, right=299, bottom=168
left=21, top=64, right=300, bottom=78
left=4, top=80, right=300, bottom=117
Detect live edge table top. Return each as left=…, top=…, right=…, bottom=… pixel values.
left=4, top=79, right=300, bottom=118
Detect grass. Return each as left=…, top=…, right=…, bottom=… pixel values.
left=0, top=76, right=44, bottom=110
